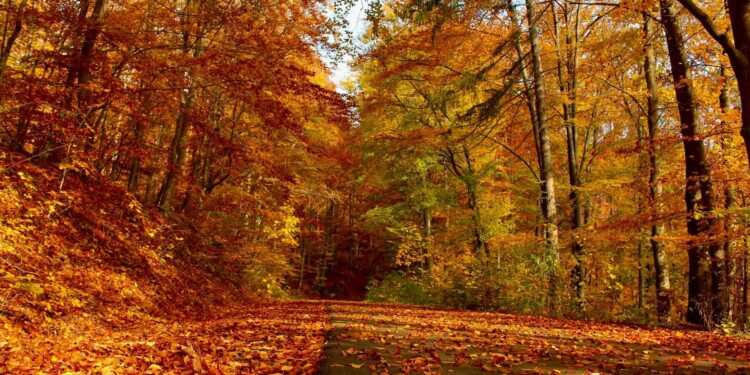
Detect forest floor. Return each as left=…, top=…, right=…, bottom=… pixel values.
left=318, top=301, right=750, bottom=374
left=4, top=300, right=750, bottom=374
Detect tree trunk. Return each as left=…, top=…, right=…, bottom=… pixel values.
left=726, top=0, right=750, bottom=166
left=742, top=236, right=748, bottom=330
left=443, top=145, right=488, bottom=256
left=158, top=93, right=192, bottom=211
left=634, top=233, right=642, bottom=308
left=676, top=0, right=750, bottom=167
left=463, top=145, right=488, bottom=256
left=127, top=121, right=144, bottom=191
left=66, top=0, right=107, bottom=129
left=298, top=236, right=306, bottom=290
left=10, top=106, right=30, bottom=153
left=422, top=167, right=432, bottom=272
left=643, top=12, right=672, bottom=322
left=75, top=0, right=106, bottom=92
left=553, top=0, right=585, bottom=309
left=719, top=64, right=737, bottom=322
left=157, top=1, right=201, bottom=212
left=526, top=0, right=560, bottom=315
left=0, top=0, right=27, bottom=75
left=660, top=0, right=722, bottom=326
left=507, top=0, right=542, bottom=170
left=42, top=0, right=106, bottom=162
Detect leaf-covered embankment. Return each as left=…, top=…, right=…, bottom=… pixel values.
left=0, top=149, right=328, bottom=373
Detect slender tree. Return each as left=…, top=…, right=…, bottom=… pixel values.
left=526, top=0, right=561, bottom=314
left=643, top=11, right=672, bottom=321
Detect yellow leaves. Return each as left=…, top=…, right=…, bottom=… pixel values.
left=58, top=159, right=94, bottom=177
left=265, top=205, right=300, bottom=247
left=15, top=170, right=37, bottom=192
left=145, top=363, right=163, bottom=374
left=69, top=351, right=87, bottom=364
left=391, top=223, right=430, bottom=267
left=46, top=199, right=65, bottom=215
left=16, top=281, right=44, bottom=297
left=127, top=199, right=143, bottom=213
left=0, top=225, right=23, bottom=241
left=258, top=350, right=270, bottom=360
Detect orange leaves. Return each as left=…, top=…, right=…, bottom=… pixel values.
left=3, top=296, right=750, bottom=373
left=320, top=301, right=750, bottom=374
left=0, top=0, right=353, bottom=316
left=1, top=301, right=329, bottom=374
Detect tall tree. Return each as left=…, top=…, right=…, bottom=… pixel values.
left=526, top=0, right=561, bottom=314
left=552, top=0, right=585, bottom=308
left=643, top=11, right=672, bottom=321
left=157, top=0, right=204, bottom=212
left=659, top=0, right=724, bottom=325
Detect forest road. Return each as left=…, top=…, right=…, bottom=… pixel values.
left=314, top=301, right=750, bottom=374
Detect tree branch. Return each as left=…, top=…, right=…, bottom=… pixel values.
left=676, top=0, right=748, bottom=68
left=597, top=76, right=648, bottom=116
left=483, top=134, right=541, bottom=183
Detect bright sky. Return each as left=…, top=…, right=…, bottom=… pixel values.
left=328, top=0, right=368, bottom=93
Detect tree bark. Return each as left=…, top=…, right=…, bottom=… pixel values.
left=719, top=64, right=736, bottom=322
left=743, top=236, right=748, bottom=330
left=660, top=0, right=722, bottom=325
left=65, top=0, right=107, bottom=125
left=127, top=120, right=144, bottom=191
left=40, top=0, right=107, bottom=162
left=0, top=0, right=27, bottom=75
left=728, top=0, right=750, bottom=167
left=158, top=91, right=193, bottom=211
left=553, top=0, right=585, bottom=309
left=676, top=0, right=750, bottom=168
left=526, top=0, right=560, bottom=315
left=638, top=236, right=644, bottom=309
left=157, top=0, right=202, bottom=212
left=643, top=12, right=672, bottom=322
left=463, top=145, right=488, bottom=256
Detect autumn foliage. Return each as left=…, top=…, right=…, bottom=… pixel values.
left=352, top=0, right=750, bottom=328
left=2, top=0, right=750, bottom=371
